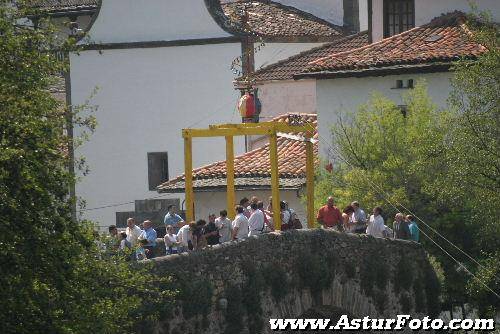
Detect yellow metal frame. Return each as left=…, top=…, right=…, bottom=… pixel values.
left=182, top=121, right=315, bottom=230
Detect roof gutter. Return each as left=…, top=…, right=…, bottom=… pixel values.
left=294, top=62, right=454, bottom=80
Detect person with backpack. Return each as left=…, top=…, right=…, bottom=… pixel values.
left=248, top=202, right=265, bottom=236
left=257, top=201, right=274, bottom=232
left=279, top=201, right=303, bottom=231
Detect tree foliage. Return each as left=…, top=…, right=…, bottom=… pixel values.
left=0, top=3, right=174, bottom=333
left=314, top=16, right=499, bottom=315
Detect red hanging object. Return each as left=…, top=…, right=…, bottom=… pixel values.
left=325, top=162, right=333, bottom=173
left=238, top=93, right=256, bottom=119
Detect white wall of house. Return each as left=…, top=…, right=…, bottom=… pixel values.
left=71, top=43, right=245, bottom=227
left=194, top=188, right=307, bottom=224
left=315, top=72, right=453, bottom=158
left=257, top=80, right=316, bottom=119
left=248, top=79, right=316, bottom=150
left=371, top=0, right=500, bottom=43
left=254, top=43, right=325, bottom=71
left=69, top=0, right=372, bottom=228
left=84, top=0, right=232, bottom=43
left=359, top=0, right=369, bottom=31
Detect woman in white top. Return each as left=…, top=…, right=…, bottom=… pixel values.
left=366, top=206, right=387, bottom=238
left=164, top=225, right=179, bottom=255
left=342, top=205, right=356, bottom=232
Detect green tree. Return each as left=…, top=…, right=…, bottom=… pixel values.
left=447, top=13, right=500, bottom=315
left=313, top=84, right=483, bottom=312
left=0, top=3, right=174, bottom=333
left=314, top=13, right=499, bottom=314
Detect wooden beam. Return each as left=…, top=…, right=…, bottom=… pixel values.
left=269, top=131, right=281, bottom=230
left=184, top=135, right=194, bottom=222
left=225, top=136, right=235, bottom=220
left=305, top=133, right=315, bottom=228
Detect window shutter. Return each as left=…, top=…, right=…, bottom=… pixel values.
left=148, top=152, right=169, bottom=191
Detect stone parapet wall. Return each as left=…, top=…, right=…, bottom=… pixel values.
left=149, top=229, right=440, bottom=334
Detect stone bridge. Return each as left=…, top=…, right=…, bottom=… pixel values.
left=149, top=229, right=440, bottom=334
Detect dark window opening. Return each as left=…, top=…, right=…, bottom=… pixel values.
left=396, top=79, right=404, bottom=88
left=148, top=152, right=169, bottom=191
left=407, top=79, right=414, bottom=88
left=383, top=0, right=415, bottom=38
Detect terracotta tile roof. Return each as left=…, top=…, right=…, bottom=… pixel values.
left=31, top=0, right=98, bottom=12
left=221, top=0, right=346, bottom=38
left=298, top=12, right=488, bottom=78
left=240, top=31, right=368, bottom=82
left=158, top=114, right=318, bottom=192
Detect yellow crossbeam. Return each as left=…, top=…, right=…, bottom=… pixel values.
left=181, top=121, right=316, bottom=231
left=185, top=123, right=312, bottom=138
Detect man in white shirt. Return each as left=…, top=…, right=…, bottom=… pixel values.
left=232, top=205, right=249, bottom=240
left=125, top=218, right=142, bottom=247
left=366, top=207, right=386, bottom=238
left=176, top=222, right=192, bottom=253
left=248, top=203, right=265, bottom=237
left=351, top=201, right=367, bottom=234
left=215, top=209, right=232, bottom=243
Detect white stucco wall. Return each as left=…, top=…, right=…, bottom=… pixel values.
left=371, top=0, right=500, bottom=43
left=273, top=0, right=344, bottom=26
left=257, top=80, right=317, bottom=120
left=248, top=79, right=316, bottom=150
left=254, top=43, right=325, bottom=71
left=194, top=189, right=307, bottom=224
left=84, top=0, right=232, bottom=43
left=371, top=0, right=385, bottom=43
left=71, top=43, right=245, bottom=226
left=315, top=72, right=453, bottom=158
left=359, top=0, right=369, bottom=31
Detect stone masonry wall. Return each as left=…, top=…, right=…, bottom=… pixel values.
left=149, top=229, right=440, bottom=334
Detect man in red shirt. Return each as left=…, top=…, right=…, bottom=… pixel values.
left=317, top=196, right=342, bottom=229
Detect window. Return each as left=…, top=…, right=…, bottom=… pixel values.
left=383, top=0, right=415, bottom=38
left=147, top=152, right=168, bottom=191
left=116, top=211, right=135, bottom=228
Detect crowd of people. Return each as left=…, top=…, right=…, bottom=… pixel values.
left=104, top=196, right=419, bottom=261
left=317, top=196, right=420, bottom=242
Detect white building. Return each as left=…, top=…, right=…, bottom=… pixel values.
left=237, top=0, right=498, bottom=157
left=68, top=0, right=362, bottom=228
left=297, top=0, right=498, bottom=159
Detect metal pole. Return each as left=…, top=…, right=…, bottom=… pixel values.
left=183, top=133, right=194, bottom=222
left=226, top=136, right=236, bottom=220
left=269, top=130, right=281, bottom=230
left=305, top=135, right=315, bottom=228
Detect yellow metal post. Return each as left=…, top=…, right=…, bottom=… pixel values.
left=183, top=133, right=194, bottom=222
left=225, top=136, right=236, bottom=220
left=269, top=130, right=281, bottom=230
left=305, top=134, right=315, bottom=228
